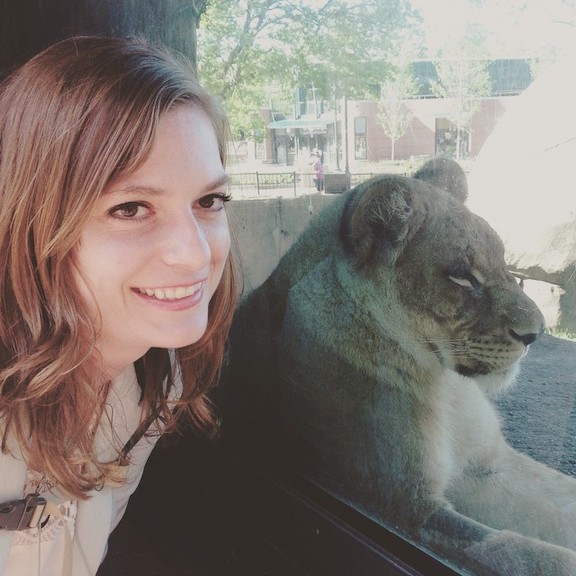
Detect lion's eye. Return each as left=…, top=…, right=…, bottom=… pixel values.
left=449, top=275, right=474, bottom=288
left=448, top=269, right=484, bottom=290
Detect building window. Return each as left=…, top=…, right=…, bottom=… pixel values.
left=354, top=117, right=367, bottom=160
left=435, top=117, right=469, bottom=159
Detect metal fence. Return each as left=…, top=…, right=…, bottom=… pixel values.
left=229, top=171, right=379, bottom=197
left=229, top=172, right=298, bottom=196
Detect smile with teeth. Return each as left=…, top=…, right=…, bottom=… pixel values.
left=136, top=282, right=203, bottom=301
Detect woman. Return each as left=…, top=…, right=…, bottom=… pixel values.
left=312, top=150, right=324, bottom=191
left=0, top=36, right=237, bottom=575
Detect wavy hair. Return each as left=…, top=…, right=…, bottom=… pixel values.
left=0, top=36, right=237, bottom=498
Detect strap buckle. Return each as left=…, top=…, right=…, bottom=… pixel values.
left=0, top=493, right=47, bottom=530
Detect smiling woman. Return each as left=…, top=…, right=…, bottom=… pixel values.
left=0, top=36, right=237, bottom=575
left=76, top=106, right=232, bottom=376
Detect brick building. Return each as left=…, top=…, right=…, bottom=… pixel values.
left=263, top=59, right=533, bottom=170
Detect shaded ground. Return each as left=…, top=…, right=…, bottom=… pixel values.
left=98, top=333, right=576, bottom=575
left=497, top=333, right=576, bottom=477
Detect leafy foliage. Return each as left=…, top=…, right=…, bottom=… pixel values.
left=431, top=60, right=491, bottom=126
left=197, top=0, right=418, bottom=139
left=430, top=59, right=491, bottom=158
left=377, top=70, right=417, bottom=160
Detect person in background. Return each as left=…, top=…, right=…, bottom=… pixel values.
left=0, top=35, right=237, bottom=575
left=312, top=149, right=324, bottom=191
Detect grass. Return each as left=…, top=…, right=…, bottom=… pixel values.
left=546, top=327, right=576, bottom=342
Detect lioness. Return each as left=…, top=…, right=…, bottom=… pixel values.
left=220, top=160, right=576, bottom=575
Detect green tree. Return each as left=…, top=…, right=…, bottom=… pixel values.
left=197, top=0, right=418, bottom=139
left=431, top=59, right=491, bottom=159
left=377, top=70, right=417, bottom=161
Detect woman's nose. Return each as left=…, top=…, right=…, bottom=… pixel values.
left=161, top=212, right=211, bottom=270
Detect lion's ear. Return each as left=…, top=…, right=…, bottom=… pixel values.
left=342, top=176, right=426, bottom=268
left=413, top=158, right=468, bottom=204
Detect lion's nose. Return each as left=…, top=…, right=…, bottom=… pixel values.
left=509, top=328, right=540, bottom=346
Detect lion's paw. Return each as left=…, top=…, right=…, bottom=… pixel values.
left=465, top=530, right=576, bottom=576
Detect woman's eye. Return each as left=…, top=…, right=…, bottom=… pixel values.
left=196, top=193, right=232, bottom=211
left=108, top=202, right=149, bottom=220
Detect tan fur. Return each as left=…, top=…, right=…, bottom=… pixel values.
left=220, top=160, right=576, bottom=575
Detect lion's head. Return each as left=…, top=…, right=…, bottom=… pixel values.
left=221, top=159, right=545, bottom=437
left=339, top=167, right=545, bottom=390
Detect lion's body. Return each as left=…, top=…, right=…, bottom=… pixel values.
left=220, top=161, right=576, bottom=574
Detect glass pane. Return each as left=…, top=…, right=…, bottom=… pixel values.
left=203, top=1, right=576, bottom=574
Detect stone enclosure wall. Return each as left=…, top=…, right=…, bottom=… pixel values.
left=231, top=193, right=573, bottom=334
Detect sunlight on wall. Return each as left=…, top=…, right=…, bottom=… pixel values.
left=468, top=57, right=576, bottom=275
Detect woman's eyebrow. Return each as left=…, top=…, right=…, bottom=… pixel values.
left=106, top=185, right=163, bottom=197
left=105, top=174, right=230, bottom=196
left=204, top=174, right=230, bottom=192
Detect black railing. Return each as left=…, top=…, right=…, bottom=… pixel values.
left=229, top=172, right=298, bottom=196
left=229, top=171, right=381, bottom=196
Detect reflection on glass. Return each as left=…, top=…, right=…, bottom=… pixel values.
left=206, top=1, right=576, bottom=574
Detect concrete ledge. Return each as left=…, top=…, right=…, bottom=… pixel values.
left=228, top=193, right=338, bottom=293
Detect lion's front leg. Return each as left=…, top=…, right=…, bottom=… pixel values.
left=447, top=438, right=576, bottom=551
left=420, top=507, right=576, bottom=576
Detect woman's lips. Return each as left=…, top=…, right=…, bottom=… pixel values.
left=134, top=281, right=204, bottom=301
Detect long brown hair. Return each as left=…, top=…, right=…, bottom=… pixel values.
left=0, top=36, right=237, bottom=498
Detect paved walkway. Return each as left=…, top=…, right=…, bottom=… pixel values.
left=497, top=333, right=576, bottom=476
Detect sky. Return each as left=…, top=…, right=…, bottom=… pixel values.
left=409, top=0, right=576, bottom=59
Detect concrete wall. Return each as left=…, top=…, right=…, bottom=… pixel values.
left=228, top=193, right=338, bottom=293
left=228, top=191, right=569, bottom=334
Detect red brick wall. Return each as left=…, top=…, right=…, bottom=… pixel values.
left=346, top=96, right=519, bottom=162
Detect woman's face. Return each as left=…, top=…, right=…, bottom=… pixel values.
left=75, top=105, right=231, bottom=376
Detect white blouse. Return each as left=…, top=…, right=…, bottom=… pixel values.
left=0, top=362, right=176, bottom=576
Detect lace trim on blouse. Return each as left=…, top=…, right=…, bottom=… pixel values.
left=11, top=469, right=77, bottom=547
